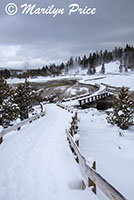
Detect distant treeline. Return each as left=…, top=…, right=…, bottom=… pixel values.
left=1, top=44, right=134, bottom=79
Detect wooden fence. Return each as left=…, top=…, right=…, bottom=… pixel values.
left=66, top=113, right=127, bottom=200
left=57, top=103, right=74, bottom=113
left=0, top=111, right=45, bottom=144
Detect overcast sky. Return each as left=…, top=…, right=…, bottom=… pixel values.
left=0, top=0, right=134, bottom=69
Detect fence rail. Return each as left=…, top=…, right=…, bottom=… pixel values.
left=66, top=113, right=127, bottom=200
left=62, top=93, right=91, bottom=102
left=57, top=103, right=74, bottom=113
left=78, top=92, right=112, bottom=106
left=0, top=112, right=45, bottom=143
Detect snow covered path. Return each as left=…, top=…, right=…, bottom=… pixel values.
left=0, top=104, right=98, bottom=200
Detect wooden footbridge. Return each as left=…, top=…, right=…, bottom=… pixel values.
left=78, top=87, right=115, bottom=109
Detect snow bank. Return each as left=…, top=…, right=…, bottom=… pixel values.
left=79, top=108, right=134, bottom=200
left=80, top=62, right=134, bottom=90
left=96, top=61, right=120, bottom=74
left=91, top=74, right=134, bottom=90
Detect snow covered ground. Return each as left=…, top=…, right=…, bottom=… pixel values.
left=79, top=61, right=134, bottom=90
left=7, top=61, right=134, bottom=92
left=96, top=61, right=120, bottom=74
left=91, top=73, right=134, bottom=90
left=0, top=104, right=98, bottom=200
left=66, top=87, right=89, bottom=96
left=80, top=73, right=134, bottom=91
left=78, top=108, right=134, bottom=200
left=7, top=75, right=80, bottom=84
left=1, top=61, right=134, bottom=200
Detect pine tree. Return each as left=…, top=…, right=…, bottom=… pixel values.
left=100, top=63, right=105, bottom=74
left=78, top=56, right=81, bottom=65
left=119, top=60, right=123, bottom=73
left=82, top=55, right=88, bottom=68
left=124, top=66, right=128, bottom=73
left=68, top=57, right=74, bottom=67
left=87, top=65, right=93, bottom=75
left=92, top=65, right=96, bottom=74
left=14, top=79, right=37, bottom=121
left=0, top=77, right=18, bottom=128
left=106, top=87, right=134, bottom=130
left=2, top=100, right=19, bottom=128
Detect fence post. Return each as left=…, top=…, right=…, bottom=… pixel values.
left=79, top=100, right=82, bottom=106
left=17, top=127, right=21, bottom=131
left=82, top=180, right=86, bottom=190
left=76, top=140, right=79, bottom=147
left=75, top=155, right=79, bottom=164
left=88, top=161, right=96, bottom=194
left=70, top=126, right=74, bottom=136
left=75, top=112, right=77, bottom=121
left=0, top=137, right=3, bottom=144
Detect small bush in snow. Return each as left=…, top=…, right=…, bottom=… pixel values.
left=106, top=86, right=134, bottom=130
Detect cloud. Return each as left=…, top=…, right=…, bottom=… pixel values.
left=0, top=0, right=134, bottom=69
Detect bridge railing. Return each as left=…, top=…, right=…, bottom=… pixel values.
left=105, top=87, right=116, bottom=93
left=62, top=93, right=91, bottom=102
left=0, top=111, right=45, bottom=144
left=62, top=83, right=100, bottom=103
left=66, top=114, right=127, bottom=200
left=78, top=91, right=111, bottom=106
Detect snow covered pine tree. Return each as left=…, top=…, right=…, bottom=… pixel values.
left=106, top=86, right=134, bottom=130
left=0, top=77, right=18, bottom=128
left=14, top=79, right=37, bottom=121
left=100, top=63, right=105, bottom=74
